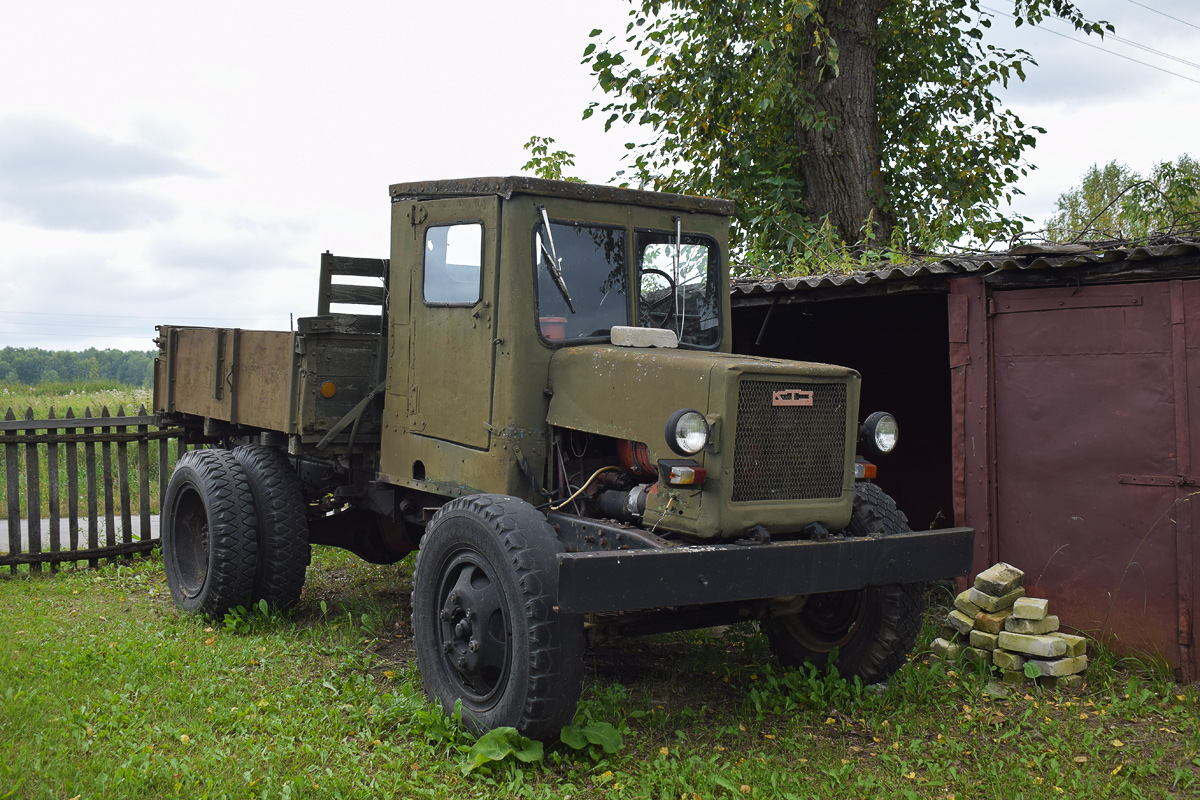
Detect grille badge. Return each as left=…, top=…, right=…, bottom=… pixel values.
left=772, top=389, right=813, bottom=407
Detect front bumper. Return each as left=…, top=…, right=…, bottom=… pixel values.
left=556, top=526, right=975, bottom=614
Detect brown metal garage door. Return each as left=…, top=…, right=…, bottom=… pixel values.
left=991, top=279, right=1196, bottom=679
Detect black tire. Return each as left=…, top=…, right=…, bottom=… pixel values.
left=162, top=449, right=258, bottom=618
left=232, top=445, right=311, bottom=610
left=765, top=482, right=925, bottom=683
left=412, top=494, right=584, bottom=741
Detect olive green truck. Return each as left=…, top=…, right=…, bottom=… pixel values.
left=154, top=177, right=973, bottom=740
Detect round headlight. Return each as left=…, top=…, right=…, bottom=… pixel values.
left=665, top=409, right=709, bottom=456
left=860, top=411, right=899, bottom=455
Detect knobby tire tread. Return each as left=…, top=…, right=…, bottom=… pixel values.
left=233, top=445, right=310, bottom=609
left=767, top=482, right=925, bottom=684
left=413, top=494, right=583, bottom=741
left=164, top=449, right=258, bottom=618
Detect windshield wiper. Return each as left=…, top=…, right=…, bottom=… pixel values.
left=538, top=207, right=575, bottom=313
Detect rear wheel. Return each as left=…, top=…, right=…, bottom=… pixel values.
left=412, top=494, right=584, bottom=741
left=766, top=482, right=925, bottom=683
left=233, top=445, right=310, bottom=610
left=162, top=449, right=258, bottom=618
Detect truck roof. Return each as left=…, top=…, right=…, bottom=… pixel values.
left=388, top=176, right=736, bottom=217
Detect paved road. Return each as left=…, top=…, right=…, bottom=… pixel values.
left=1, top=515, right=160, bottom=553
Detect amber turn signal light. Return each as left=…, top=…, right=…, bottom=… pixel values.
left=854, top=460, right=877, bottom=480
left=658, top=459, right=706, bottom=486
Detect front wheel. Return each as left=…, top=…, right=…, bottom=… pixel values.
left=765, top=482, right=925, bottom=683
left=412, top=495, right=584, bottom=741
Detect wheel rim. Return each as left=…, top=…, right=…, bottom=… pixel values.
left=171, top=486, right=209, bottom=599
left=783, top=591, right=868, bottom=653
left=435, top=549, right=512, bottom=703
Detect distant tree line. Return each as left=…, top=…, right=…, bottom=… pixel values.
left=0, top=347, right=155, bottom=387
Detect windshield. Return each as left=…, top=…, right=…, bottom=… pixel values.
left=636, top=230, right=721, bottom=348
left=533, top=220, right=628, bottom=342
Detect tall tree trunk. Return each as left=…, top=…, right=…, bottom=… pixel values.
left=795, top=0, right=893, bottom=247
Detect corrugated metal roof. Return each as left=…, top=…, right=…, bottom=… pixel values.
left=731, top=239, right=1200, bottom=298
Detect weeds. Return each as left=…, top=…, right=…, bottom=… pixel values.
left=2, top=553, right=1198, bottom=799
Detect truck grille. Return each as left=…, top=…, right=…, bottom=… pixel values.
left=731, top=379, right=848, bottom=502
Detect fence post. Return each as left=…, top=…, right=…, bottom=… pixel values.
left=46, top=407, right=61, bottom=573
left=65, top=408, right=80, bottom=553
left=83, top=407, right=99, bottom=569
left=4, top=408, right=19, bottom=574
left=23, top=408, right=42, bottom=573
left=137, top=405, right=151, bottom=544
left=100, top=405, right=115, bottom=556
left=116, top=406, right=132, bottom=550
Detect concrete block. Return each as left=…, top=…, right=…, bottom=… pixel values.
left=931, top=638, right=962, bottom=661
left=938, top=624, right=961, bottom=642
left=974, top=608, right=1014, bottom=635
left=1005, top=615, right=1060, bottom=635
left=997, top=632, right=1067, bottom=658
left=954, top=589, right=982, bottom=618
left=1012, top=597, right=1049, bottom=620
left=1001, top=669, right=1027, bottom=685
left=993, top=648, right=1026, bottom=671
left=962, top=647, right=994, bottom=667
left=968, top=585, right=1026, bottom=613
left=969, top=630, right=999, bottom=650
left=1025, top=655, right=1088, bottom=678
left=975, top=562, right=1025, bottom=596
left=1050, top=632, right=1088, bottom=658
left=609, top=326, right=679, bottom=348
left=946, top=609, right=975, bottom=635
left=1045, top=673, right=1085, bottom=690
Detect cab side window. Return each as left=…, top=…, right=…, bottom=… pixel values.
left=424, top=223, right=482, bottom=305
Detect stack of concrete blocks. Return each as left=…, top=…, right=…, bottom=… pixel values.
left=932, top=562, right=1088, bottom=687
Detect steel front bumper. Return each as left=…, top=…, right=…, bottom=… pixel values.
left=556, top=527, right=975, bottom=614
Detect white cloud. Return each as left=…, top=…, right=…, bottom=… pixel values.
left=0, top=116, right=210, bottom=232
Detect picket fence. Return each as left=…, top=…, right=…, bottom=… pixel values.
left=0, top=405, right=188, bottom=572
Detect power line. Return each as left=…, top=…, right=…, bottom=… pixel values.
left=0, top=320, right=157, bottom=331
left=980, top=5, right=1200, bottom=86
left=1106, top=31, right=1200, bottom=72
left=1122, top=0, right=1200, bottom=33
left=0, top=309, right=286, bottom=322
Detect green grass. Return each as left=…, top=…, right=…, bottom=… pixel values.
left=2, top=555, right=1198, bottom=799
left=0, top=382, right=175, bottom=522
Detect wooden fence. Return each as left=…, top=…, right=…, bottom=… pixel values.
left=0, top=405, right=187, bottom=572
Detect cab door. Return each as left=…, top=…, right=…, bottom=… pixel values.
left=402, top=196, right=499, bottom=450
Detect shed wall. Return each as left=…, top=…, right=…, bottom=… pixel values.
left=732, top=265, right=1200, bottom=682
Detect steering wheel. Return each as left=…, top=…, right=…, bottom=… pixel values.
left=639, top=268, right=677, bottom=329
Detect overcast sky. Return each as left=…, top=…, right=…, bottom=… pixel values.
left=1, top=0, right=1197, bottom=352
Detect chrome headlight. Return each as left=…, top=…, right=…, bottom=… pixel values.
left=859, top=411, right=898, bottom=455
left=665, top=408, right=709, bottom=456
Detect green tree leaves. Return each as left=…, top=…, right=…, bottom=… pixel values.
left=1045, top=154, right=1200, bottom=242
left=583, top=1, right=1106, bottom=268
left=521, top=136, right=584, bottom=184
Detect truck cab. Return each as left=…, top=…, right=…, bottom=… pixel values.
left=155, top=177, right=973, bottom=740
